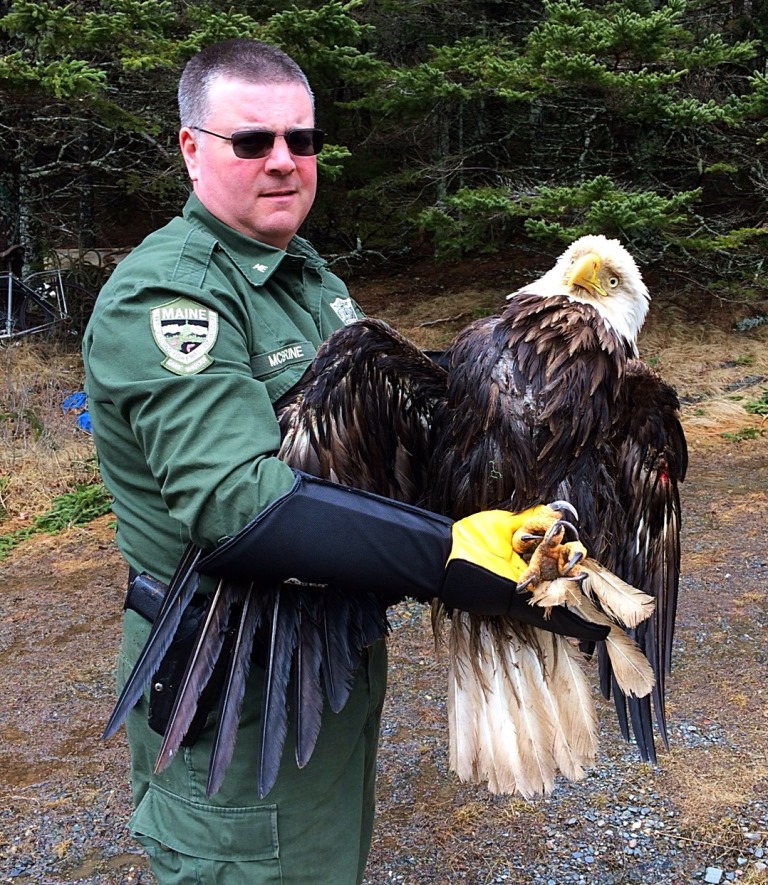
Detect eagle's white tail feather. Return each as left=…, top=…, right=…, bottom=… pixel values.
left=484, top=633, right=524, bottom=793
left=545, top=634, right=598, bottom=778
left=603, top=627, right=655, bottom=698
left=487, top=632, right=553, bottom=797
left=581, top=559, right=655, bottom=628
left=447, top=613, right=482, bottom=780
left=469, top=624, right=504, bottom=789
left=528, top=576, right=570, bottom=609
left=549, top=576, right=656, bottom=699
left=445, top=614, right=600, bottom=798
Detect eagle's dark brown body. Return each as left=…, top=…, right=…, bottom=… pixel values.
left=427, top=293, right=634, bottom=555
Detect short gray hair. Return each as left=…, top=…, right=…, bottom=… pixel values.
left=178, top=39, right=314, bottom=127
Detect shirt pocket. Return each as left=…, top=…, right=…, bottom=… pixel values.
left=250, top=339, right=316, bottom=401
left=130, top=782, right=280, bottom=863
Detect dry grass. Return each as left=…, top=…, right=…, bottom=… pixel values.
left=640, top=305, right=768, bottom=438
left=0, top=340, right=96, bottom=521
left=2, top=279, right=767, bottom=522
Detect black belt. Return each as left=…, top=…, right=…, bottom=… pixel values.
left=125, top=568, right=168, bottom=623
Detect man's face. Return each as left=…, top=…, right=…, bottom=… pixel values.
left=180, top=76, right=318, bottom=250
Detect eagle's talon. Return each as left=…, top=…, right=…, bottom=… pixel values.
left=558, top=520, right=580, bottom=542
left=563, top=549, right=585, bottom=574
left=517, top=573, right=537, bottom=591
left=542, top=518, right=568, bottom=545
left=547, top=500, right=579, bottom=524
left=519, top=531, right=545, bottom=543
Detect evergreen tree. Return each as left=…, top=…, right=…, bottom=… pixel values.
left=353, top=0, right=765, bottom=275
left=0, top=0, right=765, bottom=289
left=0, top=0, right=374, bottom=274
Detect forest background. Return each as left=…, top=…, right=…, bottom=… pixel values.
left=0, top=0, right=767, bottom=299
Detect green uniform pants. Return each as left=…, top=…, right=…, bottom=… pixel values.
left=117, top=610, right=388, bottom=885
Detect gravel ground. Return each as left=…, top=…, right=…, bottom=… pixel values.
left=1, top=435, right=767, bottom=884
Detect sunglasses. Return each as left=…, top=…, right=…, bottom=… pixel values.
left=191, top=126, right=325, bottom=159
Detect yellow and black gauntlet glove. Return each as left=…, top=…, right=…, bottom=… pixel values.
left=200, top=470, right=607, bottom=641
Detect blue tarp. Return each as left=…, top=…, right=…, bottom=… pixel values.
left=62, top=391, right=91, bottom=434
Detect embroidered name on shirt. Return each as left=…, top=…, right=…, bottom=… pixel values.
left=150, top=297, right=219, bottom=376
left=251, top=340, right=316, bottom=378
left=269, top=344, right=305, bottom=366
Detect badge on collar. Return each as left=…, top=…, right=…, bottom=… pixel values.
left=150, top=297, right=219, bottom=376
left=329, top=296, right=358, bottom=326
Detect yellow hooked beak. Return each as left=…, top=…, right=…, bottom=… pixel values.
left=566, top=252, right=607, bottom=298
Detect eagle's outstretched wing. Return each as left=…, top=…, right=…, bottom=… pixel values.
left=106, top=318, right=448, bottom=798
left=276, top=317, right=447, bottom=503
left=603, top=359, right=688, bottom=760
left=241, top=318, right=448, bottom=795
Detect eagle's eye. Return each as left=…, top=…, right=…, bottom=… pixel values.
left=608, top=276, right=619, bottom=288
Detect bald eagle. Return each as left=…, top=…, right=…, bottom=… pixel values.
left=427, top=234, right=687, bottom=791
left=105, top=235, right=685, bottom=800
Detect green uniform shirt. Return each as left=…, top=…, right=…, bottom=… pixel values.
left=83, top=193, right=363, bottom=582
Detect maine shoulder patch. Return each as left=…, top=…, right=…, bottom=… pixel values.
left=329, top=296, right=359, bottom=326
left=151, top=297, right=219, bottom=376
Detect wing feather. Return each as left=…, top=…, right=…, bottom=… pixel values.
left=258, top=585, right=299, bottom=799
left=605, top=359, right=687, bottom=757
left=102, top=544, right=202, bottom=740
left=277, top=318, right=447, bottom=503
left=154, top=578, right=232, bottom=773
left=206, top=585, right=261, bottom=796
left=294, top=595, right=325, bottom=769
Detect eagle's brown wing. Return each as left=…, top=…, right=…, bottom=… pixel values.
left=277, top=317, right=447, bottom=503
left=105, top=318, right=448, bottom=798
left=603, top=358, right=688, bottom=760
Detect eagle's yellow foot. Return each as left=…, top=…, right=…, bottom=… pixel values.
left=515, top=518, right=588, bottom=591
left=511, top=500, right=578, bottom=553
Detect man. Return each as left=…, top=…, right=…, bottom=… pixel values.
left=83, top=39, right=605, bottom=884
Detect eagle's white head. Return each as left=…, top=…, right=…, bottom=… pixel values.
left=509, top=234, right=650, bottom=353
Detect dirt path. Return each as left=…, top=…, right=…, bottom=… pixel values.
left=1, top=431, right=767, bottom=883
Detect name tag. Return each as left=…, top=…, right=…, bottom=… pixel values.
left=251, top=341, right=315, bottom=377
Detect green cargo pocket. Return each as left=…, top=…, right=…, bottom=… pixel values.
left=130, top=782, right=279, bottom=862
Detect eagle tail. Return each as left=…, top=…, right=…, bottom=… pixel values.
left=447, top=615, right=598, bottom=798
left=537, top=572, right=655, bottom=700
left=503, top=632, right=559, bottom=798
left=603, top=627, right=655, bottom=699
left=447, top=613, right=483, bottom=783
left=581, top=559, right=655, bottom=629
left=547, top=635, right=599, bottom=779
